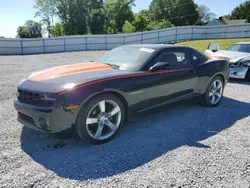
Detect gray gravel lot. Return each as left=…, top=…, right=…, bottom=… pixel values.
left=0, top=51, right=250, bottom=188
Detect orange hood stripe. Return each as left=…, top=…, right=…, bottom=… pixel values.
left=28, top=62, right=111, bottom=82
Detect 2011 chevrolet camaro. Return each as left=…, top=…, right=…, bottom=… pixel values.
left=14, top=45, right=229, bottom=144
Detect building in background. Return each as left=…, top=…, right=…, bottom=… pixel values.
left=207, top=17, right=247, bottom=26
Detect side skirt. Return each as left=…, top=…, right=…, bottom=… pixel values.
left=137, top=93, right=195, bottom=113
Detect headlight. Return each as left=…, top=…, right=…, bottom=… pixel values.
left=209, top=56, right=230, bottom=62
left=237, top=57, right=250, bottom=65
left=239, top=57, right=250, bottom=63
left=231, top=57, right=250, bottom=67
left=19, top=78, right=26, bottom=85
left=63, top=83, right=76, bottom=89
left=218, top=57, right=230, bottom=62
left=15, top=90, right=20, bottom=98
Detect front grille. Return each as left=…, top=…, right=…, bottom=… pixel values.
left=18, top=112, right=36, bottom=126
left=17, top=90, right=55, bottom=107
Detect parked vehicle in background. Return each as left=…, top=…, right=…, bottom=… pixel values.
left=205, top=42, right=250, bottom=81
left=14, top=44, right=229, bottom=145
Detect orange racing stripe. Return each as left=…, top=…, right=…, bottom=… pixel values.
left=28, top=62, right=112, bottom=82
left=58, top=68, right=192, bottom=95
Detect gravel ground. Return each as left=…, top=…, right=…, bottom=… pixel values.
left=0, top=51, right=250, bottom=188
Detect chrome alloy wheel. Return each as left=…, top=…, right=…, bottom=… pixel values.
left=86, top=100, right=121, bottom=140
left=209, top=79, right=223, bottom=105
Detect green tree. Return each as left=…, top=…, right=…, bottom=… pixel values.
left=123, top=21, right=135, bottom=33
left=104, top=0, right=135, bottom=32
left=132, top=10, right=152, bottom=32
left=84, top=0, right=103, bottom=33
left=150, top=0, right=199, bottom=26
left=230, top=0, right=250, bottom=22
left=89, top=9, right=105, bottom=34
left=150, top=0, right=177, bottom=21
left=223, top=14, right=231, bottom=20
left=51, top=23, right=64, bottom=37
left=57, top=0, right=88, bottom=35
left=197, top=4, right=216, bottom=24
left=174, top=0, right=199, bottom=26
left=34, top=0, right=57, bottom=37
left=147, top=19, right=174, bottom=30
left=56, top=0, right=104, bottom=35
left=17, top=20, right=42, bottom=38
left=138, top=9, right=155, bottom=20
left=104, top=20, right=119, bottom=34
left=17, top=26, right=30, bottom=38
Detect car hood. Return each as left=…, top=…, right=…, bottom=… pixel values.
left=18, top=62, right=134, bottom=93
left=212, top=50, right=250, bottom=63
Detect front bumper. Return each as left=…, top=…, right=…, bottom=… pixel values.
left=229, top=66, right=248, bottom=79
left=14, top=100, right=77, bottom=133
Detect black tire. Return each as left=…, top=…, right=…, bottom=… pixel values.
left=245, top=69, right=250, bottom=81
left=75, top=94, right=125, bottom=145
left=201, top=76, right=224, bottom=107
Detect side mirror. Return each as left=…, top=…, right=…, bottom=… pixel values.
left=149, top=62, right=170, bottom=72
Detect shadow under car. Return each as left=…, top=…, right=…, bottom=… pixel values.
left=20, top=96, right=250, bottom=180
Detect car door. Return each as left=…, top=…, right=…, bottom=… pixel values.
left=143, top=47, right=198, bottom=108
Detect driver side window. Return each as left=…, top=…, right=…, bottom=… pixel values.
left=145, top=49, right=189, bottom=70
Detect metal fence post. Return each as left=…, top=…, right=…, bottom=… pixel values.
left=123, top=35, right=125, bottom=45
left=20, top=40, right=23, bottom=55
left=244, top=25, right=247, bottom=38
left=191, top=26, right=194, bottom=40
left=141, top=33, right=143, bottom=44
left=85, top=37, right=87, bottom=51
left=105, top=36, right=107, bottom=50
left=175, top=27, right=178, bottom=42
left=205, top=26, right=207, bottom=40
left=247, top=24, right=250, bottom=38
left=63, top=37, right=66, bottom=52
left=157, top=30, right=160, bottom=44
left=225, top=26, right=228, bottom=39
left=43, top=38, right=45, bottom=53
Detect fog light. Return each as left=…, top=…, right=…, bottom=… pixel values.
left=39, top=118, right=49, bottom=130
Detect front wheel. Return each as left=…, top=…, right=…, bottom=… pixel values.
left=201, top=76, right=224, bottom=107
left=75, top=94, right=125, bottom=145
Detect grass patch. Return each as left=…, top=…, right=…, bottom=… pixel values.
left=176, top=38, right=250, bottom=53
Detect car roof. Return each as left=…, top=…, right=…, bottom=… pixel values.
left=122, top=44, right=194, bottom=50
left=236, top=42, right=250, bottom=45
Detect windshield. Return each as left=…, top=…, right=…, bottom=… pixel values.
left=226, top=44, right=250, bottom=53
left=96, top=46, right=155, bottom=71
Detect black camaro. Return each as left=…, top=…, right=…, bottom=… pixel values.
left=14, top=44, right=229, bottom=144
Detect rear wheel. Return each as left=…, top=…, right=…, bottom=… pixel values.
left=75, top=94, right=125, bottom=145
left=201, top=76, right=224, bottom=107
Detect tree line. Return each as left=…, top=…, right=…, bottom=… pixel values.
left=16, top=0, right=249, bottom=38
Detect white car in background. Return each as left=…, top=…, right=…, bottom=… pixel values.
left=205, top=42, right=250, bottom=81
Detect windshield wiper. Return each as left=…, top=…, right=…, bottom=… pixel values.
left=104, top=63, right=120, bottom=69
